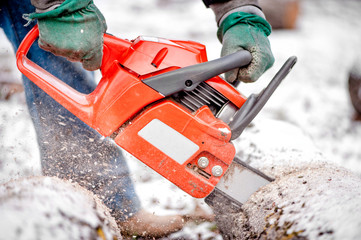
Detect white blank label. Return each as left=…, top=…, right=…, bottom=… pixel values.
left=138, top=119, right=199, bottom=164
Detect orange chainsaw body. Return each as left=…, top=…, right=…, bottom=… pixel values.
left=16, top=26, right=247, bottom=198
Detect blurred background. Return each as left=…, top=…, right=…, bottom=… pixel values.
left=1, top=0, right=361, bottom=238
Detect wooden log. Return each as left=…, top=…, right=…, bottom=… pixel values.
left=215, top=119, right=361, bottom=239
left=0, top=176, right=122, bottom=240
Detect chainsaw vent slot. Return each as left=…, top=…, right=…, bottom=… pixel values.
left=174, top=82, right=228, bottom=114
left=187, top=163, right=211, bottom=179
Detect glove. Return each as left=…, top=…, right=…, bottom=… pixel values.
left=25, top=0, right=107, bottom=71
left=218, top=12, right=275, bottom=83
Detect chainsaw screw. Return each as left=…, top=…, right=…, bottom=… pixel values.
left=212, top=165, right=223, bottom=177
left=197, top=157, right=209, bottom=169
left=185, top=80, right=193, bottom=87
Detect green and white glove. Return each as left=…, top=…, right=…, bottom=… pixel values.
left=25, top=0, right=107, bottom=71
left=218, top=12, right=275, bottom=83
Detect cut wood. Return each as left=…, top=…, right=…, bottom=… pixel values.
left=215, top=119, right=361, bottom=240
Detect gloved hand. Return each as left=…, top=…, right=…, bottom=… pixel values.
left=25, top=0, right=107, bottom=71
left=218, top=12, right=275, bottom=83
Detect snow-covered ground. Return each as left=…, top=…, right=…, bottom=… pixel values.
left=1, top=0, right=361, bottom=239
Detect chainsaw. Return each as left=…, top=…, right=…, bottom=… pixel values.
left=16, top=25, right=297, bottom=212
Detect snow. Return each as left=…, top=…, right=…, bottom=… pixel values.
left=0, top=100, right=41, bottom=183
left=0, top=176, right=120, bottom=240
left=1, top=0, right=361, bottom=239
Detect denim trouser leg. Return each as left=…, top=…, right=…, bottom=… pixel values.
left=0, top=0, right=140, bottom=221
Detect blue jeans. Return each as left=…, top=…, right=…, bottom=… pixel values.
left=0, top=0, right=140, bottom=221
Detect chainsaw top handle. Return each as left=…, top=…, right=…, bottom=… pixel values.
left=142, top=51, right=251, bottom=96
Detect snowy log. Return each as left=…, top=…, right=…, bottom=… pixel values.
left=215, top=119, right=361, bottom=240
left=0, top=176, right=122, bottom=240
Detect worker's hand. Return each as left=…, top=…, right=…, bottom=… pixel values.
left=25, top=0, right=106, bottom=71
left=218, top=12, right=275, bottom=83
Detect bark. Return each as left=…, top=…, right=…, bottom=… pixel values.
left=215, top=119, right=361, bottom=240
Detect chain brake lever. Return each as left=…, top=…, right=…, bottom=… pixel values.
left=229, top=56, right=298, bottom=140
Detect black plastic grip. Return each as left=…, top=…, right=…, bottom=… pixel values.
left=229, top=56, right=298, bottom=140
left=143, top=50, right=252, bottom=96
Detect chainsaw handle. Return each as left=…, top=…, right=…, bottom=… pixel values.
left=16, top=25, right=131, bottom=118
left=16, top=25, right=130, bottom=86
left=16, top=25, right=251, bottom=130
left=143, top=50, right=252, bottom=96
left=16, top=25, right=90, bottom=112
left=16, top=25, right=251, bottom=114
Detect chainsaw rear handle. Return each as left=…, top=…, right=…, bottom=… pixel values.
left=16, top=25, right=133, bottom=121
left=16, top=25, right=251, bottom=105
